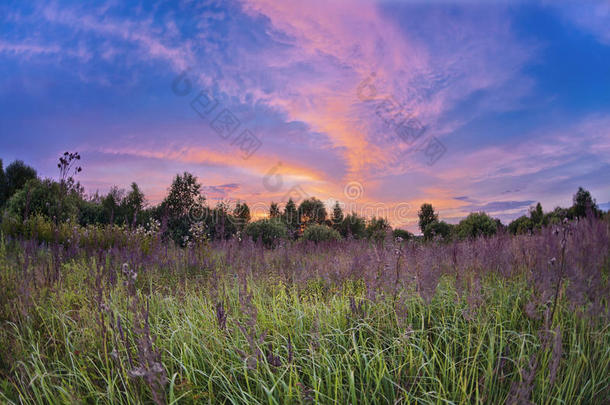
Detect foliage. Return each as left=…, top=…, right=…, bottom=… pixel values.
left=337, top=212, right=366, bottom=239
left=269, top=202, right=280, bottom=219
left=509, top=188, right=599, bottom=235
left=423, top=220, right=453, bottom=241
left=5, top=178, right=81, bottom=222
left=233, top=202, right=251, bottom=229
left=298, top=197, right=327, bottom=226
left=455, top=212, right=498, bottom=239
left=331, top=201, right=344, bottom=229
left=159, top=172, right=205, bottom=245
left=392, top=228, right=413, bottom=240
left=418, top=203, right=438, bottom=234
left=508, top=215, right=533, bottom=235
left=365, top=216, right=391, bottom=241
left=301, top=223, right=341, bottom=243
left=123, top=182, right=146, bottom=226
left=160, top=172, right=204, bottom=218
left=0, top=159, right=6, bottom=207
left=206, top=202, right=238, bottom=241
left=572, top=186, right=599, bottom=218
left=4, top=160, right=37, bottom=200
left=244, top=218, right=288, bottom=247
left=282, top=198, right=299, bottom=236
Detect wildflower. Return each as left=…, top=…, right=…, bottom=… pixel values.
left=122, top=263, right=129, bottom=276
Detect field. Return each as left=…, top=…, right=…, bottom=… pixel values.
left=0, top=217, right=609, bottom=404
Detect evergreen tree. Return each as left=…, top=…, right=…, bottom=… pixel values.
left=331, top=201, right=344, bottom=229
left=283, top=198, right=299, bottom=236
left=233, top=201, right=251, bottom=229
left=269, top=202, right=281, bottom=219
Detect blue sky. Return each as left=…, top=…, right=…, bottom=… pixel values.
left=1, top=0, right=609, bottom=231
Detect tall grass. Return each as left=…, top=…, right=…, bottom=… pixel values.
left=0, top=217, right=609, bottom=404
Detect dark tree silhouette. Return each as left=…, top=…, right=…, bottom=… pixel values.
left=5, top=160, right=37, bottom=199
left=572, top=187, right=598, bottom=218
left=269, top=202, right=280, bottom=218
left=418, top=203, right=438, bottom=234
left=331, top=201, right=344, bottom=229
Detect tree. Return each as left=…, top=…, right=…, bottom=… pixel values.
left=206, top=201, right=237, bottom=241
left=6, top=178, right=80, bottom=222
left=245, top=218, right=287, bottom=248
left=233, top=201, right=251, bottom=229
left=392, top=228, right=413, bottom=240
left=269, top=202, right=281, bottom=219
left=331, top=202, right=344, bottom=230
left=160, top=172, right=205, bottom=245
left=455, top=212, right=498, bottom=239
left=102, top=187, right=125, bottom=225
left=282, top=198, right=299, bottom=236
left=508, top=215, right=533, bottom=235
left=338, top=212, right=366, bottom=239
left=301, top=224, right=341, bottom=243
left=0, top=159, right=6, bottom=207
left=123, top=182, right=145, bottom=226
left=366, top=217, right=391, bottom=241
left=571, top=187, right=598, bottom=218
left=543, top=207, right=568, bottom=226
left=424, top=220, right=452, bottom=241
left=529, top=202, right=544, bottom=227
left=161, top=172, right=204, bottom=219
left=298, top=197, right=327, bottom=226
left=418, top=203, right=438, bottom=234
left=5, top=160, right=37, bottom=200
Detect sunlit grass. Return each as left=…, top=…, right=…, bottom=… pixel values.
left=1, top=261, right=608, bottom=404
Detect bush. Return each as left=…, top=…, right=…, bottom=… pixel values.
left=423, top=220, right=453, bottom=241
left=6, top=178, right=81, bottom=222
left=338, top=213, right=366, bottom=239
left=301, top=224, right=341, bottom=243
left=455, top=212, right=498, bottom=239
left=392, top=228, right=413, bottom=240
left=366, top=217, right=391, bottom=241
left=508, top=215, right=534, bottom=235
left=245, top=218, right=288, bottom=247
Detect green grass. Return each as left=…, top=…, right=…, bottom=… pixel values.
left=1, top=254, right=608, bottom=405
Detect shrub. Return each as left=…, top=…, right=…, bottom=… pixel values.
left=245, top=218, right=288, bottom=247
left=301, top=224, right=341, bottom=243
left=338, top=213, right=366, bottom=239
left=423, top=220, right=453, bottom=241
left=6, top=178, right=81, bottom=222
left=455, top=212, right=498, bottom=239
left=366, top=217, right=391, bottom=241
left=392, top=228, right=413, bottom=240
left=508, top=215, right=534, bottom=235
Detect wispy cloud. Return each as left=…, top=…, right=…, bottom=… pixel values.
left=1, top=0, right=608, bottom=232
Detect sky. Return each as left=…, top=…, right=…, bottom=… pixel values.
left=1, top=0, right=609, bottom=232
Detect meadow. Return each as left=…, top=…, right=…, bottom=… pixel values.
left=0, top=215, right=608, bottom=404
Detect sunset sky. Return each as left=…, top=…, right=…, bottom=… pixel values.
left=1, top=0, right=609, bottom=231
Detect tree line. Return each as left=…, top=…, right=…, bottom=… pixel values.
left=0, top=153, right=604, bottom=247
left=416, top=187, right=602, bottom=241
